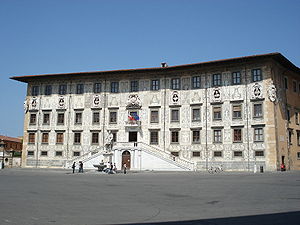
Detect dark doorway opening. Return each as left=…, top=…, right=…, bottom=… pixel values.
left=122, top=151, right=131, bottom=169
left=129, top=132, right=137, bottom=142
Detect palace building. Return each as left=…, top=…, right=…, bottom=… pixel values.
left=11, top=53, right=300, bottom=171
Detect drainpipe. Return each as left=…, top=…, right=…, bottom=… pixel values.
left=66, top=81, right=72, bottom=163
left=102, top=79, right=107, bottom=151
left=35, top=83, right=42, bottom=168
left=163, top=74, right=167, bottom=152
left=205, top=73, right=208, bottom=171
left=245, top=66, right=251, bottom=172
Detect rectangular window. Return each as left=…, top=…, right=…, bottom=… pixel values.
left=27, top=151, right=34, bottom=156
left=111, top=82, right=119, bottom=93
left=151, top=80, right=160, bottom=91
left=171, top=109, right=180, bottom=122
left=252, top=69, right=262, bottom=82
left=295, top=112, right=299, bottom=125
left=93, top=112, right=100, bottom=124
left=109, top=111, right=117, bottom=123
left=150, top=110, right=159, bottom=123
left=150, top=131, right=159, bottom=145
left=232, top=105, right=242, bottom=119
left=192, top=152, right=200, bottom=157
left=233, top=128, right=242, bottom=142
left=44, top=85, right=52, bottom=95
left=31, top=86, right=39, bottom=96
left=254, top=127, right=264, bottom=142
left=74, top=133, right=81, bottom=144
left=232, top=72, right=241, bottom=85
left=284, top=77, right=288, bottom=89
left=130, top=81, right=139, bottom=92
left=253, top=103, right=263, bottom=118
left=42, top=133, right=49, bottom=144
left=213, top=106, right=222, bottom=120
left=41, top=151, right=48, bottom=156
left=57, top=113, right=65, bottom=125
left=212, top=74, right=221, bottom=86
left=192, top=76, right=201, bottom=89
left=92, top=133, right=99, bottom=144
left=297, top=131, right=300, bottom=146
left=30, top=114, right=37, bottom=125
left=76, top=84, right=84, bottom=94
left=293, top=81, right=297, bottom=92
left=192, top=108, right=201, bottom=122
left=43, top=113, right=50, bottom=125
left=255, top=151, right=264, bottom=157
left=75, top=112, right=82, bottom=124
left=297, top=152, right=300, bottom=159
left=94, top=83, right=101, bottom=93
left=192, top=130, right=200, bottom=143
left=28, top=133, right=35, bottom=144
left=171, top=78, right=180, bottom=90
left=234, top=151, right=243, bottom=157
left=55, top=151, right=63, bottom=157
left=59, top=84, right=67, bottom=95
left=287, top=109, right=291, bottom=122
left=112, top=131, right=117, bottom=142
left=288, top=130, right=292, bottom=145
left=56, top=133, right=64, bottom=144
left=171, top=131, right=179, bottom=143
left=73, top=151, right=80, bottom=157
left=213, top=129, right=222, bottom=143
left=214, top=151, right=222, bottom=157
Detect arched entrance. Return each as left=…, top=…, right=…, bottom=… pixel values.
left=122, top=150, right=131, bottom=169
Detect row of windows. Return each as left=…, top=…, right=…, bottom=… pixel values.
left=284, top=77, right=300, bottom=94
left=27, top=127, right=264, bottom=146
left=30, top=69, right=262, bottom=96
left=29, top=102, right=264, bottom=126
left=27, top=150, right=266, bottom=158
left=287, top=109, right=300, bottom=125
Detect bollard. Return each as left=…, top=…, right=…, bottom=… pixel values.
left=260, top=166, right=264, bottom=173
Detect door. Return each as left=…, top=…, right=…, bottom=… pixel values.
left=129, top=132, right=137, bottom=142
left=122, top=150, right=131, bottom=169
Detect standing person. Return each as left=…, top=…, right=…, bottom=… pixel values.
left=110, top=162, right=113, bottom=173
left=72, top=162, right=76, bottom=174
left=113, top=163, right=117, bottom=173
left=79, top=161, right=83, bottom=173
left=123, top=163, right=127, bottom=174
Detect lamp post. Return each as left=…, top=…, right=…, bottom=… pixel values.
left=0, top=139, right=5, bottom=169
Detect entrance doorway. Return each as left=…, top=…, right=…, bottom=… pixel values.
left=129, top=132, right=137, bottom=142
left=122, top=151, right=131, bottom=169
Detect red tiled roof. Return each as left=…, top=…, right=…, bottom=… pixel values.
left=10, top=52, right=300, bottom=83
left=0, top=135, right=23, bottom=143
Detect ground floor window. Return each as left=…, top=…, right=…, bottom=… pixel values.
left=41, top=151, right=48, bottom=156
left=192, top=152, right=200, bottom=157
left=255, top=151, right=264, bottom=157
left=213, top=151, right=222, bottom=157
left=27, top=151, right=34, bottom=156
left=171, top=131, right=179, bottom=143
left=73, top=151, right=80, bottom=157
left=233, top=151, right=243, bottom=157
left=150, top=131, right=158, bottom=145
left=55, top=151, right=63, bottom=157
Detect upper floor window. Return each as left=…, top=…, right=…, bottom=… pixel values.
left=254, top=127, right=264, bottom=142
left=287, top=109, right=291, bottom=122
left=57, top=113, right=65, bottom=125
left=297, top=131, right=300, bottom=146
left=150, top=131, right=159, bottom=145
left=150, top=110, right=159, bottom=123
left=284, top=77, right=288, bottom=89
left=151, top=80, right=160, bottom=91
left=74, top=133, right=81, bottom=144
left=295, top=112, right=299, bottom=125
left=91, top=132, right=99, bottom=144
left=253, top=103, right=263, bottom=118
left=59, top=84, right=67, bottom=95
left=192, top=76, right=201, bottom=89
left=192, top=108, right=201, bottom=122
left=76, top=84, right=84, bottom=94
left=31, top=86, right=39, bottom=96
left=111, top=82, right=119, bottom=93
left=212, top=74, right=221, bottom=86
left=94, top=83, right=101, bottom=93
left=42, top=133, right=49, bottom=144
left=45, top=85, right=52, bottom=95
left=93, top=112, right=100, bottom=124
left=171, top=131, right=179, bottom=143
left=56, top=133, right=64, bottom=144
left=29, top=113, right=37, bottom=125
left=171, top=109, right=180, bottom=122
left=43, top=113, right=50, bottom=125
left=171, top=78, right=180, bottom=90
left=28, top=133, right=35, bottom=144
left=130, top=81, right=139, bottom=92
left=233, top=128, right=242, bottom=142
left=252, top=69, right=262, bottom=82
left=109, top=111, right=117, bottom=123
left=232, top=105, right=242, bottom=119
left=213, top=106, right=222, bottom=121
left=192, top=130, right=200, bottom=143
left=232, top=72, right=241, bottom=85
left=75, top=112, right=82, bottom=124
left=293, top=81, right=297, bottom=92
left=213, top=129, right=222, bottom=143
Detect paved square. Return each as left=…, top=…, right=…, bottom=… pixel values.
left=0, top=169, right=300, bottom=225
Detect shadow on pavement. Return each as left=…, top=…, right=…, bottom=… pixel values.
left=120, top=211, right=300, bottom=225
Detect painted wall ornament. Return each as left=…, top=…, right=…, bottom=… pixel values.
left=127, top=94, right=142, bottom=108
left=251, top=83, right=263, bottom=99
left=267, top=82, right=277, bottom=103
left=31, top=97, right=37, bottom=109
left=58, top=96, right=65, bottom=108
left=24, top=100, right=29, bottom=114
left=92, top=95, right=101, bottom=108
left=171, top=91, right=180, bottom=104
left=212, top=87, right=221, bottom=102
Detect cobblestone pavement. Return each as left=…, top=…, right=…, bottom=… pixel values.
left=0, top=169, right=300, bottom=225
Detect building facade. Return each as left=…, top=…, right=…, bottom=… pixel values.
left=0, top=135, right=23, bottom=168
left=11, top=53, right=300, bottom=171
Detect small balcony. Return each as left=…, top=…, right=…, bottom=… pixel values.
left=125, top=120, right=141, bottom=127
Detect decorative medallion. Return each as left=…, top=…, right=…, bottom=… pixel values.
left=92, top=95, right=101, bottom=108
left=211, top=87, right=221, bottom=102
left=171, top=91, right=180, bottom=104
left=127, top=94, right=142, bottom=108
left=24, top=100, right=29, bottom=114
left=58, top=96, right=65, bottom=108
left=252, top=83, right=263, bottom=99
left=267, top=82, right=277, bottom=103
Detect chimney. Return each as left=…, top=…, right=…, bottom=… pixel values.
left=161, top=62, right=168, bottom=68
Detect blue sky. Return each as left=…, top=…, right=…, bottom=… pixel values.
left=0, top=0, right=300, bottom=138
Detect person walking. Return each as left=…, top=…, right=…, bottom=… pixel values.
left=72, top=162, right=76, bottom=174
left=123, top=163, right=127, bottom=174
left=79, top=161, right=83, bottom=173
left=113, top=163, right=117, bottom=173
